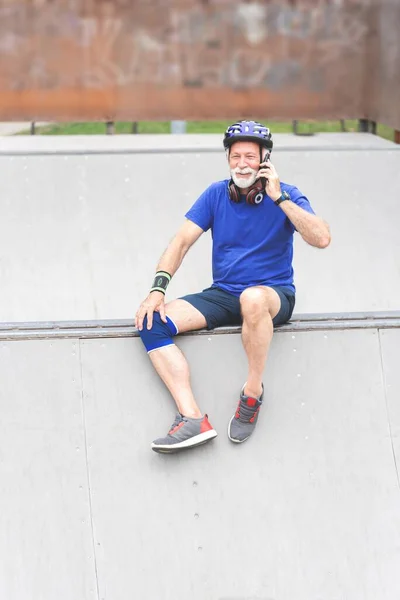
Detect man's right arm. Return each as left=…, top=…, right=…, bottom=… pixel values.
left=135, top=219, right=204, bottom=330
left=155, top=219, right=205, bottom=277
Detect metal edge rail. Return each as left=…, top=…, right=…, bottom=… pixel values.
left=1, top=312, right=400, bottom=341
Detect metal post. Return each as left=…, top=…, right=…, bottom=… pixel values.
left=131, top=122, right=138, bottom=134
left=30, top=122, right=36, bottom=135
left=170, top=121, right=187, bottom=134
left=358, top=119, right=369, bottom=132
left=106, top=121, right=115, bottom=135
left=292, top=120, right=314, bottom=136
left=370, top=121, right=377, bottom=135
left=340, top=120, right=346, bottom=132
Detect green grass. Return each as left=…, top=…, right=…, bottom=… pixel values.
left=377, top=123, right=396, bottom=141
left=18, top=119, right=395, bottom=141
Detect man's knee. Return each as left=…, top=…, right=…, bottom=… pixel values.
left=139, top=312, right=178, bottom=353
left=240, top=287, right=278, bottom=322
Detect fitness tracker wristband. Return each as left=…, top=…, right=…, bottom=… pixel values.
left=150, top=271, right=172, bottom=295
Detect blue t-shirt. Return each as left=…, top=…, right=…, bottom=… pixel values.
left=185, top=179, right=315, bottom=296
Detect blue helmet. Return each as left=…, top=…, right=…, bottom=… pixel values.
left=223, top=120, right=273, bottom=151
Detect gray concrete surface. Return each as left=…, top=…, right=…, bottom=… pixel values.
left=0, top=122, right=33, bottom=136
left=0, top=327, right=399, bottom=600
left=1, top=133, right=400, bottom=600
left=379, top=329, right=400, bottom=468
left=0, top=339, right=97, bottom=599
left=0, top=133, right=399, bottom=322
left=0, top=122, right=49, bottom=136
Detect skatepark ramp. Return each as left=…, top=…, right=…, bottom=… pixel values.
left=1, top=134, right=400, bottom=600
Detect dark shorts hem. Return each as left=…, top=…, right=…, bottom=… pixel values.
left=179, top=285, right=295, bottom=331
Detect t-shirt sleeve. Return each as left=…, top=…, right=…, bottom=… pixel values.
left=289, top=186, right=315, bottom=215
left=185, top=184, right=215, bottom=232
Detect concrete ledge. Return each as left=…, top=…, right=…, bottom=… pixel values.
left=0, top=132, right=397, bottom=156
left=1, top=311, right=400, bottom=341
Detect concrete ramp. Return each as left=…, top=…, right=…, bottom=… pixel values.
left=1, top=133, right=400, bottom=599
left=0, top=133, right=400, bottom=322
left=1, top=318, right=400, bottom=600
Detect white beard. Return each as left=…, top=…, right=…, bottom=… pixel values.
left=230, top=167, right=258, bottom=189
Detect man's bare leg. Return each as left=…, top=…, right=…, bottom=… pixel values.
left=240, top=286, right=281, bottom=398
left=148, top=299, right=207, bottom=417
left=228, top=286, right=281, bottom=444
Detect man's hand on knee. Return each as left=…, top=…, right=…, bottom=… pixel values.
left=135, top=291, right=167, bottom=331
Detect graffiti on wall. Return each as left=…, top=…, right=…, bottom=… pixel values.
left=0, top=0, right=398, bottom=127
left=0, top=0, right=370, bottom=90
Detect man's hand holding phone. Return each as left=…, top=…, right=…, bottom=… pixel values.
left=256, top=158, right=282, bottom=202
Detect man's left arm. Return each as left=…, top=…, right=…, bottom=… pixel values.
left=278, top=201, right=331, bottom=249
left=257, top=160, right=331, bottom=249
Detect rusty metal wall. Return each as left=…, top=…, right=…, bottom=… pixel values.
left=370, top=0, right=400, bottom=131
left=0, top=0, right=398, bottom=129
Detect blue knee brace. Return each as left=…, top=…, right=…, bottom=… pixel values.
left=139, top=313, right=178, bottom=353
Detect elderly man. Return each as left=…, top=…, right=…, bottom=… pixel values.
left=135, top=120, right=331, bottom=453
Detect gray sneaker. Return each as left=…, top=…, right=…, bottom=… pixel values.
left=152, top=413, right=217, bottom=453
left=228, top=384, right=264, bottom=443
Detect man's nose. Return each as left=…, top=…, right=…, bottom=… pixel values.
left=237, top=156, right=247, bottom=168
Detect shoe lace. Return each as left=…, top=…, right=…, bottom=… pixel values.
left=168, top=414, right=187, bottom=434
left=235, top=400, right=260, bottom=423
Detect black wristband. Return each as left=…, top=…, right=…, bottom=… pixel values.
left=150, top=271, right=172, bottom=295
left=274, top=190, right=291, bottom=206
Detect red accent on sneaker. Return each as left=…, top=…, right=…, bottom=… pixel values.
left=200, top=415, right=213, bottom=433
left=249, top=407, right=261, bottom=423
left=169, top=420, right=185, bottom=435
left=235, top=402, right=241, bottom=419
left=246, top=397, right=257, bottom=407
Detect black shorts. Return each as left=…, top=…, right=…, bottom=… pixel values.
left=180, top=285, right=295, bottom=331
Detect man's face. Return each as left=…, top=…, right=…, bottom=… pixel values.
left=228, top=141, right=261, bottom=189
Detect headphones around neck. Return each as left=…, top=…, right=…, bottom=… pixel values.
left=228, top=149, right=271, bottom=206
left=228, top=179, right=265, bottom=205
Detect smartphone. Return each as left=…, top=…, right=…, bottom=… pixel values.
left=261, top=150, right=271, bottom=165
left=258, top=151, right=270, bottom=189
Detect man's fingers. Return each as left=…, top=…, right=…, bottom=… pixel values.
left=159, top=303, right=167, bottom=323
left=135, top=298, right=165, bottom=331
left=136, top=310, right=144, bottom=331
left=135, top=305, right=148, bottom=331
left=146, top=308, right=154, bottom=330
